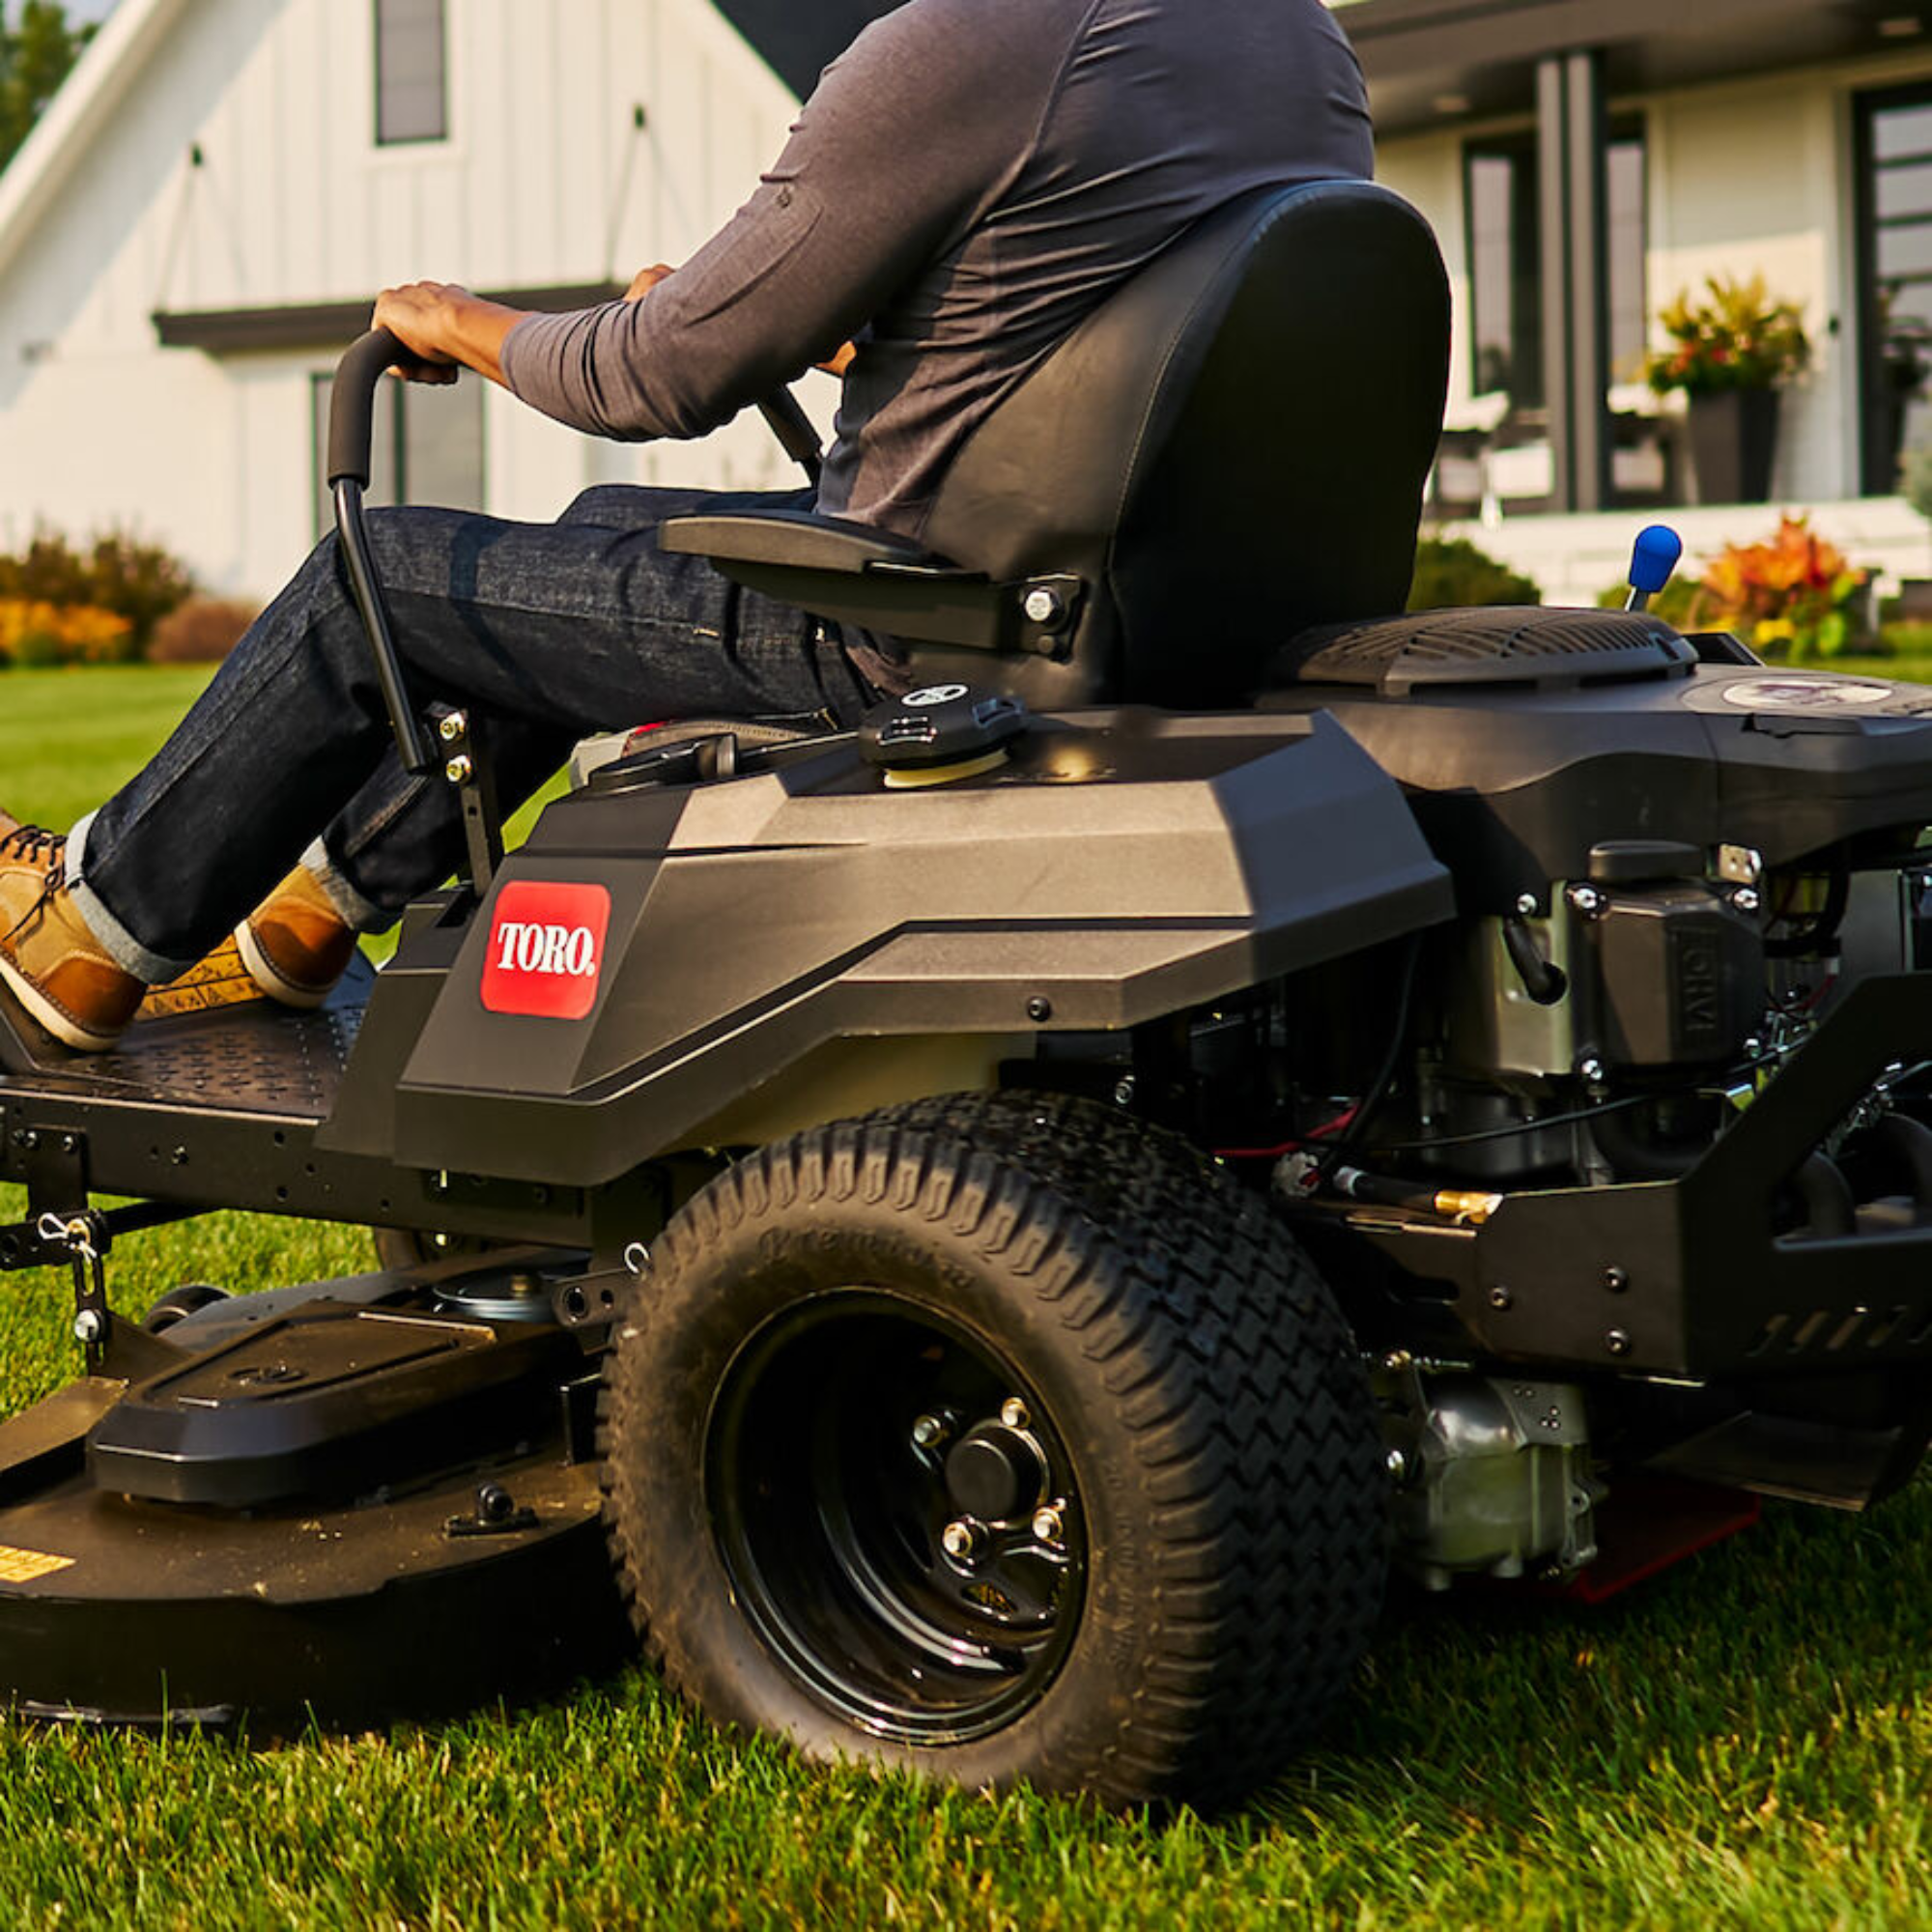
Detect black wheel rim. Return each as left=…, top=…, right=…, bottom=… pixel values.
left=706, top=1291, right=1087, bottom=1746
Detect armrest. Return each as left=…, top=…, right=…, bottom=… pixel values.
left=659, top=509, right=951, bottom=576
left=660, top=507, right=1084, bottom=661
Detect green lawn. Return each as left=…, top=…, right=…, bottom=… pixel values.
left=0, top=663, right=1929, bottom=1927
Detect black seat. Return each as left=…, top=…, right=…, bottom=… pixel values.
left=662, top=179, right=1451, bottom=710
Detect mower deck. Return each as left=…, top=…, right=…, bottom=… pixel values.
left=0, top=1252, right=632, bottom=1732
left=0, top=1443, right=620, bottom=1732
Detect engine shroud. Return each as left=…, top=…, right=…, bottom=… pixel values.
left=1263, top=647, right=1932, bottom=909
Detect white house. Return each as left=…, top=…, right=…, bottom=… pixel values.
left=1337, top=0, right=1932, bottom=599
left=0, top=0, right=856, bottom=602
left=23, top=0, right=1932, bottom=612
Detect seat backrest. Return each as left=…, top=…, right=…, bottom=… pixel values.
left=917, top=180, right=1451, bottom=709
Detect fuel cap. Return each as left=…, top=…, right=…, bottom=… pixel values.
left=859, top=684, right=1029, bottom=787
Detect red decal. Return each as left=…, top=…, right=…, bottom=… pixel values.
left=481, top=882, right=611, bottom=1019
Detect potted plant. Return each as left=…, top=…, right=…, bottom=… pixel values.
left=1646, top=275, right=1809, bottom=505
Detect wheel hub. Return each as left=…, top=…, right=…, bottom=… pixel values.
left=707, top=1293, right=1088, bottom=1746
left=943, top=1419, right=1046, bottom=1524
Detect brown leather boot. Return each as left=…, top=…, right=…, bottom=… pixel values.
left=0, top=815, right=145, bottom=1053
left=236, top=864, right=357, bottom=1009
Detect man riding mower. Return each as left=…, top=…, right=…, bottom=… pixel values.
left=3, top=5, right=1930, bottom=1817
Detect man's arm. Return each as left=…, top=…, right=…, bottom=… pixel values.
left=370, top=262, right=847, bottom=389
left=494, top=0, right=1050, bottom=442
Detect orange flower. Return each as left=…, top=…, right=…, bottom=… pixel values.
left=1689, top=517, right=1869, bottom=662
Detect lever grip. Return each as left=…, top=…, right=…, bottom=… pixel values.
left=757, top=388, right=825, bottom=486
left=327, top=327, right=406, bottom=487
left=326, top=325, right=433, bottom=774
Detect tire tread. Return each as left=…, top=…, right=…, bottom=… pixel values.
left=601, top=1090, right=1385, bottom=1810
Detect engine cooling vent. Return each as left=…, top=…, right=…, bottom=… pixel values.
left=1285, top=606, right=1697, bottom=697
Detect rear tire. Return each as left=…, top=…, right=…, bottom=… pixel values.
left=600, top=1091, right=1386, bottom=1809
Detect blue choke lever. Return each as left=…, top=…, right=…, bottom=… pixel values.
left=1626, top=524, right=1684, bottom=613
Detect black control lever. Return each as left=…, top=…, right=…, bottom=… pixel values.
left=328, top=328, right=435, bottom=776
left=757, top=387, right=825, bottom=486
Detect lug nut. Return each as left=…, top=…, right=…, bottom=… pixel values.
left=1031, top=1504, right=1065, bottom=1544
left=942, top=1519, right=985, bottom=1561
left=72, top=1308, right=103, bottom=1345
left=1000, top=1398, right=1031, bottom=1430
left=911, top=1413, right=948, bottom=1450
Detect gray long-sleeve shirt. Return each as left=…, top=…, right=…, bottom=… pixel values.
left=501, top=0, right=1373, bottom=541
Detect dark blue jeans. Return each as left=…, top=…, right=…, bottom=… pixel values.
left=70, top=487, right=874, bottom=979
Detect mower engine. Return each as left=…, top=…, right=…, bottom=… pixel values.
left=1233, top=627, right=1932, bottom=1578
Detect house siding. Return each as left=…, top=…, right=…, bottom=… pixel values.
left=0, top=0, right=826, bottom=599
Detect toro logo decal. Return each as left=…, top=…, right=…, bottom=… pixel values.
left=481, top=882, right=611, bottom=1020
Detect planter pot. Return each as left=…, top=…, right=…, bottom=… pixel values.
left=1688, top=388, right=1781, bottom=505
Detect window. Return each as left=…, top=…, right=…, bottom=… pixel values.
left=1605, top=131, right=1649, bottom=384
left=1465, top=135, right=1543, bottom=408
left=312, top=372, right=485, bottom=539
left=376, top=0, right=446, bottom=146
left=1856, top=85, right=1932, bottom=495
left=1463, top=120, right=1648, bottom=410
left=1461, top=117, right=1646, bottom=408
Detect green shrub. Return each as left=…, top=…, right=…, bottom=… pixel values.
left=0, top=528, right=193, bottom=653
left=1408, top=535, right=1541, bottom=611
left=1880, top=619, right=1932, bottom=658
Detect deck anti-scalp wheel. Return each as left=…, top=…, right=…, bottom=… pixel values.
left=600, top=1091, right=1387, bottom=1809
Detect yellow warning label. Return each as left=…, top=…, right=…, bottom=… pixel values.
left=136, top=936, right=268, bottom=1022
left=0, top=1545, right=74, bottom=1583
